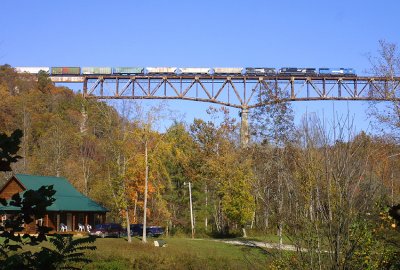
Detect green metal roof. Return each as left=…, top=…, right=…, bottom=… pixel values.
left=0, top=174, right=108, bottom=212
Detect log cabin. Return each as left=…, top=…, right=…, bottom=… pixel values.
left=0, top=174, right=108, bottom=233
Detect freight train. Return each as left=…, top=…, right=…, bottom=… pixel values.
left=14, top=66, right=357, bottom=77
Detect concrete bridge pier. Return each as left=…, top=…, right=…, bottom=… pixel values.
left=240, top=108, right=250, bottom=147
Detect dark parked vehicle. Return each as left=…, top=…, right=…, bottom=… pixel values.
left=130, top=224, right=164, bottom=237
left=89, top=223, right=124, bottom=238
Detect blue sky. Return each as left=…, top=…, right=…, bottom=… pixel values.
left=1, top=0, right=399, bottom=133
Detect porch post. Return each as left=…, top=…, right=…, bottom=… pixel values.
left=56, top=213, right=60, bottom=232
left=72, top=213, right=76, bottom=232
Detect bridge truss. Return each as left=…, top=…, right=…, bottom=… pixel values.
left=51, top=75, right=400, bottom=145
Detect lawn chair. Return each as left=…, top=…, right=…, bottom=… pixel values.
left=78, top=223, right=85, bottom=232
left=60, top=223, right=68, bottom=232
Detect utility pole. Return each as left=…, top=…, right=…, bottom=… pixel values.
left=185, top=182, right=195, bottom=239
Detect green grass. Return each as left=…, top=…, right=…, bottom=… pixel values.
left=83, top=237, right=274, bottom=270
left=2, top=235, right=278, bottom=269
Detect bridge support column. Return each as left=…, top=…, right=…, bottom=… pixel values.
left=83, top=78, right=88, bottom=97
left=240, top=108, right=250, bottom=147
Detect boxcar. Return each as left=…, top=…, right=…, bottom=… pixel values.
left=82, top=67, right=112, bottom=75
left=279, top=68, right=317, bottom=76
left=51, top=67, right=81, bottom=75
left=113, top=67, right=144, bottom=75
left=318, top=68, right=356, bottom=76
left=15, top=67, right=50, bottom=74
left=245, top=67, right=276, bottom=75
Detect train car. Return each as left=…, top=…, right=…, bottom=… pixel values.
left=318, top=68, right=356, bottom=76
left=145, top=67, right=177, bottom=74
left=15, top=67, right=50, bottom=74
left=245, top=67, right=276, bottom=76
left=178, top=68, right=211, bottom=74
left=212, top=68, right=243, bottom=75
left=51, top=67, right=81, bottom=75
left=113, top=67, right=144, bottom=75
left=82, top=67, right=112, bottom=75
left=279, top=67, right=317, bottom=76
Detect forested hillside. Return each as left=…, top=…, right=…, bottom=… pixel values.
left=1, top=64, right=399, bottom=268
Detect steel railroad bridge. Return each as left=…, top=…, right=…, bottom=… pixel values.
left=51, top=74, right=400, bottom=145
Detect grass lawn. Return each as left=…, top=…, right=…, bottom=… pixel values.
left=2, top=235, right=279, bottom=269
left=84, top=236, right=274, bottom=270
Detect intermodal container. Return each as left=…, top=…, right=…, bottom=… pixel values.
left=15, top=67, right=50, bottom=74
left=82, top=67, right=112, bottom=75
left=178, top=68, right=211, bottom=74
left=146, top=67, right=177, bottom=74
left=51, top=67, right=81, bottom=75
left=113, top=67, right=144, bottom=74
left=213, top=68, right=243, bottom=74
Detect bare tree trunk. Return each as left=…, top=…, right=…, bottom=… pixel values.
left=142, top=140, right=149, bottom=243
left=242, top=227, right=247, bottom=238
left=126, top=207, right=132, bottom=243
left=278, top=222, right=283, bottom=249
left=133, top=193, right=138, bottom=223
left=250, top=211, right=255, bottom=229
left=205, top=184, right=208, bottom=232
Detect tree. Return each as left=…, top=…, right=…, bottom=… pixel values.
left=282, top=113, right=394, bottom=269
left=217, top=148, right=254, bottom=236
left=250, top=83, right=295, bottom=245
left=37, top=70, right=52, bottom=93
left=189, top=107, right=255, bottom=236
left=367, top=40, right=400, bottom=137
left=250, top=82, right=295, bottom=145
left=163, top=123, right=197, bottom=235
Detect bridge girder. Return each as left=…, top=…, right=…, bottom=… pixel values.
left=51, top=75, right=400, bottom=109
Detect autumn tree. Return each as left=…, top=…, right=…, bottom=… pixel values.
left=250, top=82, right=295, bottom=245
left=163, top=122, right=197, bottom=234
left=189, top=107, right=254, bottom=236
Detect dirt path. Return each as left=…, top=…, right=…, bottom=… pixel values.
left=216, top=239, right=306, bottom=252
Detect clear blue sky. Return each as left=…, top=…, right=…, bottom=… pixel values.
left=1, top=0, right=399, bottom=133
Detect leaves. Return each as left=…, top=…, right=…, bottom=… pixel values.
left=0, top=129, right=22, bottom=171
